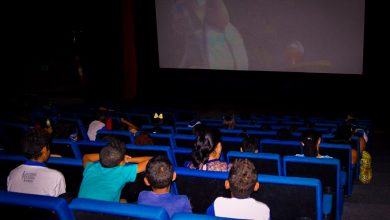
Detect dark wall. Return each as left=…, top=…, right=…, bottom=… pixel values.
left=4, top=0, right=124, bottom=102
left=3, top=1, right=386, bottom=119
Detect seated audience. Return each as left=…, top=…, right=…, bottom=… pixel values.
left=137, top=155, right=192, bottom=217
left=7, top=128, right=66, bottom=197
left=240, top=136, right=259, bottom=153
left=207, top=158, right=270, bottom=220
left=78, top=138, right=152, bottom=202
left=185, top=127, right=232, bottom=171
left=296, top=129, right=332, bottom=158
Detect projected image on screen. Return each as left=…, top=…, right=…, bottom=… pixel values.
left=155, top=0, right=365, bottom=74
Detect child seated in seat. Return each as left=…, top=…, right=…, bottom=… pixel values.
left=240, top=135, right=259, bottom=153
left=78, top=138, right=152, bottom=203
left=207, top=158, right=270, bottom=220
left=137, top=155, right=192, bottom=218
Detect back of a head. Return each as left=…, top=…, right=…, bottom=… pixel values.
left=102, top=136, right=126, bottom=155
left=229, top=159, right=257, bottom=199
left=333, top=123, right=354, bottom=142
left=191, top=127, right=222, bottom=168
left=99, top=145, right=124, bottom=168
left=145, top=155, right=174, bottom=189
left=300, top=129, right=321, bottom=157
left=241, top=136, right=259, bottom=153
left=96, top=110, right=107, bottom=122
left=223, top=115, right=235, bottom=129
left=21, top=128, right=51, bottom=160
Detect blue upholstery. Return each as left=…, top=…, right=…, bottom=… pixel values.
left=226, top=151, right=282, bottom=175
left=52, top=138, right=83, bottom=159
left=319, top=143, right=353, bottom=196
left=148, top=133, right=175, bottom=147
left=69, top=198, right=169, bottom=220
left=125, top=144, right=175, bottom=166
left=174, top=167, right=322, bottom=220
left=97, top=130, right=135, bottom=144
left=283, top=156, right=342, bottom=220
left=173, top=134, right=196, bottom=149
left=259, top=139, right=303, bottom=156
left=0, top=191, right=75, bottom=220
left=256, top=174, right=322, bottom=220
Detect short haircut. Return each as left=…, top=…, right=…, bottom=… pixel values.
left=241, top=136, right=259, bottom=152
left=99, top=145, right=124, bottom=168
left=228, top=159, right=257, bottom=199
left=145, top=155, right=174, bottom=189
left=21, top=128, right=51, bottom=160
left=102, top=136, right=126, bottom=155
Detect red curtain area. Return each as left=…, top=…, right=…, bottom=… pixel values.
left=122, top=0, right=137, bottom=99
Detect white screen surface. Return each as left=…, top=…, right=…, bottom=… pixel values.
left=155, top=0, right=365, bottom=74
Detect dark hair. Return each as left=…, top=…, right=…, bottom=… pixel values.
left=333, top=123, right=354, bottom=141
left=102, top=136, right=126, bottom=155
left=300, top=130, right=322, bottom=157
left=99, top=145, right=125, bottom=168
left=21, top=128, right=51, bottom=160
left=241, top=136, right=259, bottom=153
left=145, top=155, right=174, bottom=189
left=223, top=115, right=235, bottom=129
left=191, top=127, right=221, bottom=168
left=229, top=159, right=257, bottom=199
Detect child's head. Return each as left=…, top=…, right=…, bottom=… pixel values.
left=241, top=136, right=259, bottom=153
left=300, top=129, right=322, bottom=157
left=21, top=127, right=51, bottom=161
left=226, top=159, right=259, bottom=199
left=192, top=127, right=222, bottom=168
left=99, top=145, right=125, bottom=168
left=144, top=155, right=175, bottom=190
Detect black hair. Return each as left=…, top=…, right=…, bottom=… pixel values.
left=145, top=155, right=174, bottom=189
left=21, top=128, right=51, bottom=160
left=99, top=145, right=125, bottom=168
left=102, top=136, right=126, bottom=155
left=241, top=136, right=259, bottom=153
left=333, top=123, right=355, bottom=141
left=228, top=159, right=257, bottom=199
left=300, top=129, right=322, bottom=157
left=191, top=127, right=221, bottom=168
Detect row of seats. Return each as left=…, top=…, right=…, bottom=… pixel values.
left=0, top=150, right=342, bottom=219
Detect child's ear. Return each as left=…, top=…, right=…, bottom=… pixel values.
left=172, top=172, right=177, bottom=181
left=253, top=182, right=260, bottom=192
left=224, top=180, right=230, bottom=190
left=143, top=177, right=151, bottom=186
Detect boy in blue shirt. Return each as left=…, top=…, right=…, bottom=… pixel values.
left=137, top=155, right=192, bottom=217
left=78, top=139, right=151, bottom=203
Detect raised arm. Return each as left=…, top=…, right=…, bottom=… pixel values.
left=125, top=156, right=153, bottom=173
left=82, top=153, right=100, bottom=167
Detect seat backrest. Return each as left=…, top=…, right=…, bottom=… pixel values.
left=173, top=167, right=230, bottom=214
left=69, top=197, right=169, bottom=220
left=96, top=130, right=134, bottom=144
left=260, top=139, right=302, bottom=156
left=173, top=134, right=196, bottom=149
left=0, top=191, right=75, bottom=220
left=283, top=155, right=341, bottom=220
left=226, top=151, right=282, bottom=175
left=254, top=175, right=322, bottom=220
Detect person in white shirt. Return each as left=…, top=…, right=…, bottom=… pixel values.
left=207, top=158, right=270, bottom=220
left=7, top=128, right=66, bottom=197
left=87, top=110, right=107, bottom=141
